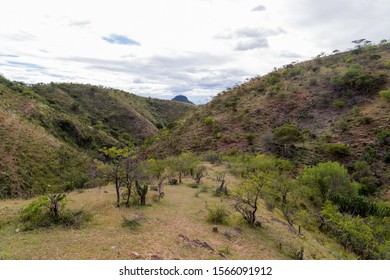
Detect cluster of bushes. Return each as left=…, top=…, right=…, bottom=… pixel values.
left=225, top=154, right=389, bottom=259
left=331, top=66, right=387, bottom=96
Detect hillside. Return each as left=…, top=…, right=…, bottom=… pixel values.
left=149, top=44, right=390, bottom=187
left=0, top=162, right=354, bottom=260
left=0, top=78, right=195, bottom=198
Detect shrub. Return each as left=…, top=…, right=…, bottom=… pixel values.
left=300, top=162, right=356, bottom=205
left=321, top=203, right=390, bottom=259
left=202, top=150, right=222, bottom=164
left=322, top=143, right=350, bottom=157
left=122, top=214, right=144, bottom=230
left=19, top=194, right=90, bottom=231
left=205, top=202, right=230, bottom=225
left=357, top=116, right=373, bottom=125
left=204, top=116, right=213, bottom=126
left=379, top=89, right=390, bottom=102
left=168, top=178, right=178, bottom=185
left=332, top=100, right=346, bottom=109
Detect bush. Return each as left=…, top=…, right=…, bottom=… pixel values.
left=122, top=214, right=144, bottom=230
left=205, top=202, right=230, bottom=225
left=204, top=116, right=213, bottom=126
left=19, top=194, right=90, bottom=231
left=332, top=100, right=346, bottom=109
left=379, top=90, right=390, bottom=102
left=321, top=203, right=390, bottom=259
left=202, top=150, right=222, bottom=164
left=322, top=143, right=350, bottom=157
left=168, top=178, right=178, bottom=185
left=300, top=162, right=356, bottom=205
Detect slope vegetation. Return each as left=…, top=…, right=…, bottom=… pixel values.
left=0, top=78, right=195, bottom=198
left=149, top=44, right=390, bottom=186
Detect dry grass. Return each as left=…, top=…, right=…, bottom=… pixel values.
left=0, top=163, right=353, bottom=260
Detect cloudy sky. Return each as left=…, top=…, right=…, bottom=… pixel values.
left=0, top=0, right=389, bottom=103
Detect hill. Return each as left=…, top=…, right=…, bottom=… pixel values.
left=0, top=78, right=195, bottom=198
left=172, top=95, right=194, bottom=104
left=148, top=43, right=390, bottom=187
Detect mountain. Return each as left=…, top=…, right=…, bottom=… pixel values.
left=149, top=43, right=390, bottom=187
left=0, top=78, right=195, bottom=198
left=172, top=95, right=194, bottom=104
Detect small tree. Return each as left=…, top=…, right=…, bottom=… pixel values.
left=300, top=162, right=357, bottom=206
left=146, top=159, right=167, bottom=201
left=167, top=153, right=197, bottom=184
left=193, top=165, right=206, bottom=185
left=233, top=172, right=272, bottom=226
left=121, top=152, right=140, bottom=207
left=99, top=146, right=131, bottom=208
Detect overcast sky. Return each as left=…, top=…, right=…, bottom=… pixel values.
left=0, top=0, right=389, bottom=103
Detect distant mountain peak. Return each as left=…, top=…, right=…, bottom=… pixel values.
left=172, top=95, right=194, bottom=104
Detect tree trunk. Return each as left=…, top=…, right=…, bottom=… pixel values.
left=115, top=178, right=120, bottom=208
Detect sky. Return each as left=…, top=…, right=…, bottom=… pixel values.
left=0, top=0, right=389, bottom=104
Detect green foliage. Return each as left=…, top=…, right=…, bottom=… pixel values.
left=321, top=143, right=350, bottom=157
left=377, top=130, right=390, bottom=146
left=205, top=202, right=230, bottom=225
left=135, top=181, right=148, bottom=206
left=337, top=118, right=349, bottom=132
left=329, top=193, right=390, bottom=218
left=332, top=100, right=346, bottom=109
left=204, top=116, right=214, bottom=126
left=19, top=193, right=90, bottom=231
left=202, top=150, right=222, bottom=164
left=321, top=202, right=390, bottom=259
left=331, top=67, right=387, bottom=95
left=122, top=214, right=144, bottom=230
left=273, top=124, right=302, bottom=145
left=266, top=72, right=281, bottom=86
left=300, top=162, right=356, bottom=205
left=363, top=145, right=378, bottom=163
left=379, top=89, right=390, bottom=102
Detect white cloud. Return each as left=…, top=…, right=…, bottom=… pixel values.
left=0, top=0, right=389, bottom=101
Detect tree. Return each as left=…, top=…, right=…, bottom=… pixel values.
left=100, top=146, right=131, bottom=208
left=300, top=162, right=357, bottom=206
left=233, top=171, right=273, bottom=226
left=168, top=153, right=198, bottom=184
left=193, top=164, right=206, bottom=185
left=121, top=151, right=140, bottom=207
left=146, top=158, right=167, bottom=201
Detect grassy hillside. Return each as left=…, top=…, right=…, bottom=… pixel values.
left=0, top=77, right=195, bottom=198
left=148, top=43, right=390, bottom=187
left=0, top=162, right=354, bottom=260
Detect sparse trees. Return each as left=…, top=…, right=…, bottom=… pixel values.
left=168, top=153, right=198, bottom=184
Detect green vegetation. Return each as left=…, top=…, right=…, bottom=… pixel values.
left=19, top=193, right=90, bottom=231
left=1, top=42, right=389, bottom=260
left=379, top=89, right=390, bottom=102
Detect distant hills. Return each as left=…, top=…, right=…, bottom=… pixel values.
left=172, top=95, right=194, bottom=104
left=0, top=79, right=195, bottom=198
